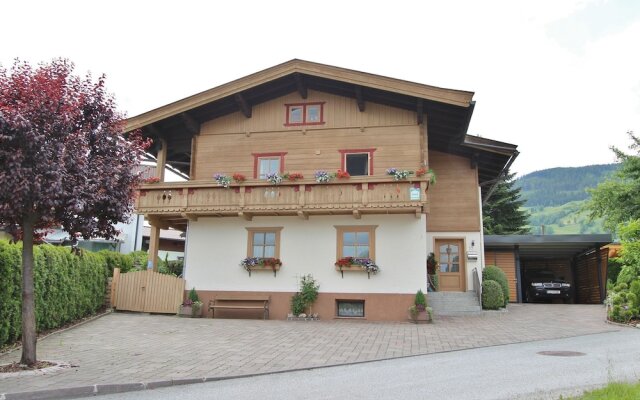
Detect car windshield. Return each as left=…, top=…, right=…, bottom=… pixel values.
left=527, top=271, right=556, bottom=281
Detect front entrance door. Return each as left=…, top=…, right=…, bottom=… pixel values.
left=436, top=239, right=465, bottom=292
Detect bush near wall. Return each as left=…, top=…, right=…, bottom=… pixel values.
left=0, top=241, right=107, bottom=347
left=482, top=280, right=504, bottom=310
left=483, top=265, right=510, bottom=306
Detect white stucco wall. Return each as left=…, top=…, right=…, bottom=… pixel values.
left=426, top=231, right=482, bottom=291
left=185, top=214, right=427, bottom=294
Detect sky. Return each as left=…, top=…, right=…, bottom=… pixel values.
left=2, top=0, right=639, bottom=176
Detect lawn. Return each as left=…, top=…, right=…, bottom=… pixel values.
left=566, top=381, right=640, bottom=399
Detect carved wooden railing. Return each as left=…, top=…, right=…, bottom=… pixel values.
left=136, top=176, right=429, bottom=219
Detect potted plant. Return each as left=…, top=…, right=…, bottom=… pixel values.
left=178, top=287, right=203, bottom=318
left=335, top=256, right=380, bottom=278
left=408, top=289, right=432, bottom=323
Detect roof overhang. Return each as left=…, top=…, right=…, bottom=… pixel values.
left=125, top=59, right=516, bottom=191
left=485, top=234, right=612, bottom=259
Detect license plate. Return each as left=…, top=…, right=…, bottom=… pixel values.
left=547, top=290, right=560, bottom=294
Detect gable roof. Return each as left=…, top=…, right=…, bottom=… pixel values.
left=126, top=59, right=517, bottom=201
left=126, top=59, right=474, bottom=131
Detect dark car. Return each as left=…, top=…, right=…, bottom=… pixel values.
left=525, top=270, right=572, bottom=303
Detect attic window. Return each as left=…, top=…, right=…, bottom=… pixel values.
left=285, top=102, right=325, bottom=126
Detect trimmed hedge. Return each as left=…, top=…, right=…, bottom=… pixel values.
left=483, top=265, right=509, bottom=306
left=97, top=250, right=134, bottom=275
left=482, top=280, right=504, bottom=310
left=0, top=241, right=108, bottom=347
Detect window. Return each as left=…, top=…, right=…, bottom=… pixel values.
left=246, top=227, right=283, bottom=258
left=335, top=225, right=377, bottom=259
left=336, top=300, right=365, bottom=317
left=339, top=149, right=376, bottom=176
left=285, top=102, right=325, bottom=126
left=252, top=152, right=286, bottom=179
left=258, top=158, right=280, bottom=179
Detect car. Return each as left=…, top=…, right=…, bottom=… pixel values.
left=525, top=270, right=572, bottom=303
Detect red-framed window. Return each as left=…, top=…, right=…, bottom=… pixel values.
left=339, top=148, right=376, bottom=176
left=284, top=102, right=325, bottom=126
left=252, top=152, right=287, bottom=179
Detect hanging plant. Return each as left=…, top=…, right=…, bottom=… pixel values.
left=265, top=172, right=283, bottom=185
left=213, top=173, right=232, bottom=188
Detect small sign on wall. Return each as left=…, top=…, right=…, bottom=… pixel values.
left=409, top=187, right=421, bottom=201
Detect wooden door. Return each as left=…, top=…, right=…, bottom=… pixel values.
left=436, top=239, right=465, bottom=291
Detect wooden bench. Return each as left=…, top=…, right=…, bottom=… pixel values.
left=208, top=296, right=270, bottom=320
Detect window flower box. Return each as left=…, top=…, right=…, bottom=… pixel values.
left=240, top=257, right=282, bottom=277
left=334, top=257, right=380, bottom=278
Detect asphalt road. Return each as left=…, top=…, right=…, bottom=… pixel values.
left=93, top=328, right=640, bottom=400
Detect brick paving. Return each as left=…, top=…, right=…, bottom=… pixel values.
left=0, top=304, right=618, bottom=396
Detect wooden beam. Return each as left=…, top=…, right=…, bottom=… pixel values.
left=179, top=112, right=200, bottom=135
left=416, top=99, right=424, bottom=125
left=147, top=215, right=169, bottom=230
left=294, top=73, right=307, bottom=99
left=470, top=152, right=479, bottom=169
left=180, top=213, right=198, bottom=222
left=297, top=210, right=308, bottom=220
left=238, top=211, right=253, bottom=221
left=355, top=86, right=365, bottom=112
left=353, top=209, right=361, bottom=219
left=155, top=138, right=167, bottom=181
left=234, top=93, right=252, bottom=118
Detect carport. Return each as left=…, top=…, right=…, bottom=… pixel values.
left=484, top=234, right=612, bottom=304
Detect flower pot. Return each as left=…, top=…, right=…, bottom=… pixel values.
left=408, top=309, right=432, bottom=324
left=178, top=303, right=202, bottom=318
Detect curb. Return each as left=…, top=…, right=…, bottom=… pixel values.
left=0, top=328, right=624, bottom=400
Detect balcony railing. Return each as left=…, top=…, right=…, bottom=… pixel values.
left=136, top=176, right=429, bottom=221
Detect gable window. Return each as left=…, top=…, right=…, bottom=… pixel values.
left=246, top=227, right=283, bottom=258
left=252, top=152, right=287, bottom=179
left=339, top=148, right=376, bottom=176
left=285, top=102, right=325, bottom=126
left=335, top=225, right=377, bottom=259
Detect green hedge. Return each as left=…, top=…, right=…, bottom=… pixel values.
left=483, top=265, right=510, bottom=306
left=482, top=280, right=504, bottom=310
left=0, top=241, right=108, bottom=347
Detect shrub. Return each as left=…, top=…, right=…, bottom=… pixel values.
left=483, top=265, right=509, bottom=306
left=188, top=287, right=199, bottom=303
left=97, top=250, right=133, bottom=275
left=630, top=280, right=640, bottom=310
left=290, top=274, right=319, bottom=315
left=129, top=251, right=148, bottom=270
left=415, top=289, right=427, bottom=311
left=0, top=242, right=107, bottom=347
left=482, top=280, right=504, bottom=310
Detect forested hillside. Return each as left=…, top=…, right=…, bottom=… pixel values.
left=515, top=164, right=618, bottom=234
left=516, top=164, right=619, bottom=207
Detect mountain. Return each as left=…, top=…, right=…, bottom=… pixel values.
left=514, top=164, right=619, bottom=234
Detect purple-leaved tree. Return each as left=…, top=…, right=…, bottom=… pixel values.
left=0, top=59, right=148, bottom=366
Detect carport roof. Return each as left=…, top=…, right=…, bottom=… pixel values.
left=484, top=234, right=612, bottom=259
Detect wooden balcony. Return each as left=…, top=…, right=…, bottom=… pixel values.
left=136, top=176, right=430, bottom=230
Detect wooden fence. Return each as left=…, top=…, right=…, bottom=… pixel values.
left=111, top=268, right=185, bottom=314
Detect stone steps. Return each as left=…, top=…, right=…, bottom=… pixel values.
left=427, top=291, right=482, bottom=316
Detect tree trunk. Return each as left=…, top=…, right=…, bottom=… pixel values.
left=20, top=216, right=37, bottom=366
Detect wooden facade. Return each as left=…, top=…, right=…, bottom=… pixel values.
left=426, top=151, right=481, bottom=232
left=484, top=250, right=517, bottom=302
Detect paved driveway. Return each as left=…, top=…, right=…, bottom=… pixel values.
left=0, top=304, right=618, bottom=396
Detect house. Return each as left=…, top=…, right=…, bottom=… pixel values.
left=127, top=60, right=518, bottom=320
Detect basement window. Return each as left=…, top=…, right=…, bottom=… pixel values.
left=336, top=300, right=365, bottom=318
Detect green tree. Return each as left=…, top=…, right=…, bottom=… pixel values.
left=587, top=131, right=640, bottom=232
left=483, top=171, right=530, bottom=234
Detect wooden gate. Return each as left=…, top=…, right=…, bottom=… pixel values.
left=111, top=268, right=185, bottom=313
